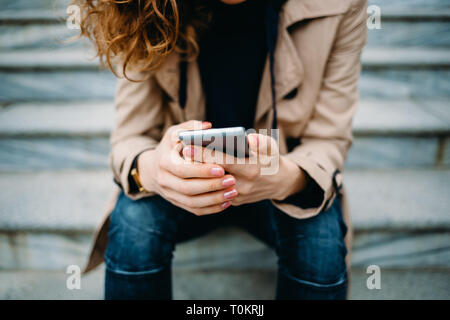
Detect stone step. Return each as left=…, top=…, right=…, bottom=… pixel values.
left=2, top=227, right=449, bottom=271
left=2, top=22, right=449, bottom=51
left=0, top=48, right=99, bottom=70
left=0, top=70, right=114, bottom=102
left=0, top=0, right=69, bottom=23
left=1, top=47, right=449, bottom=70
left=0, top=100, right=448, bottom=170
left=1, top=0, right=449, bottom=23
left=362, top=48, right=450, bottom=68
left=359, top=69, right=450, bottom=99
left=0, top=135, right=446, bottom=171
left=367, top=22, right=450, bottom=48
left=1, top=267, right=449, bottom=300
left=0, top=24, right=87, bottom=51
left=0, top=137, right=109, bottom=171
left=1, top=99, right=449, bottom=137
left=0, top=169, right=448, bottom=273
left=368, top=0, right=449, bottom=12
left=1, top=68, right=449, bottom=103
left=0, top=101, right=113, bottom=137
left=0, top=169, right=448, bottom=233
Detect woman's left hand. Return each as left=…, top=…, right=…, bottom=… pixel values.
left=182, top=133, right=308, bottom=206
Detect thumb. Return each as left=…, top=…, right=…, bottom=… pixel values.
left=170, top=120, right=212, bottom=144
left=177, top=120, right=211, bottom=131
left=247, top=133, right=279, bottom=156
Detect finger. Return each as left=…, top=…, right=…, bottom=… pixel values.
left=176, top=120, right=212, bottom=132
left=164, top=186, right=238, bottom=209
left=162, top=144, right=225, bottom=178
left=161, top=173, right=236, bottom=196
left=184, top=145, right=255, bottom=176
left=183, top=144, right=233, bottom=166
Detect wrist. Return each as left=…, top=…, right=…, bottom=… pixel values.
left=274, top=156, right=308, bottom=201
left=136, top=149, right=158, bottom=193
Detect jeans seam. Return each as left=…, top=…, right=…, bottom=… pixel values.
left=279, top=268, right=347, bottom=289
left=104, top=255, right=169, bottom=276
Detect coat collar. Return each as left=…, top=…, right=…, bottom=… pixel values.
left=155, top=0, right=349, bottom=125
left=282, top=0, right=349, bottom=28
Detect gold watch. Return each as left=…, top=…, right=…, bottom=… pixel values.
left=130, top=167, right=147, bottom=193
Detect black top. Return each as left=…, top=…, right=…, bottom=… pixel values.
left=198, top=0, right=268, bottom=130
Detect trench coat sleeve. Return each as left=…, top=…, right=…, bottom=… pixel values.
left=273, top=1, right=368, bottom=219
left=109, top=72, right=165, bottom=200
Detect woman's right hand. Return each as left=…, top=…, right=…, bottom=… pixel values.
left=137, top=120, right=238, bottom=215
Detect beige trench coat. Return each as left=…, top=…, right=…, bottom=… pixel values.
left=84, top=0, right=368, bottom=273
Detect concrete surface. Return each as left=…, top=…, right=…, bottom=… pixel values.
left=3, top=47, right=450, bottom=69
left=2, top=99, right=450, bottom=136
left=2, top=227, right=450, bottom=271
left=1, top=169, right=449, bottom=232
left=0, top=267, right=448, bottom=300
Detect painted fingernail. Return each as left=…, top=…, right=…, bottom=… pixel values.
left=224, top=189, right=238, bottom=199
left=222, top=177, right=235, bottom=187
left=202, top=121, right=212, bottom=128
left=210, top=167, right=224, bottom=176
left=183, top=146, right=195, bottom=158
left=221, top=201, right=232, bottom=209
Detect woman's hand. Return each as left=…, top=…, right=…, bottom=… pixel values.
left=137, top=120, right=238, bottom=215
left=184, top=133, right=308, bottom=206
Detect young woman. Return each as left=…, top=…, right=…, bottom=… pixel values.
left=78, top=0, right=367, bottom=299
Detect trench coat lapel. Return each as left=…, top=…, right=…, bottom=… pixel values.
left=154, top=52, right=179, bottom=102
left=254, top=16, right=304, bottom=126
left=154, top=53, right=205, bottom=122
left=254, top=0, right=349, bottom=126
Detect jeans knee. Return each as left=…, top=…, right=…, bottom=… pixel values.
left=273, top=198, right=348, bottom=288
left=105, top=192, right=177, bottom=275
left=276, top=232, right=348, bottom=290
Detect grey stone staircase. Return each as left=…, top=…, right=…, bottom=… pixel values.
left=0, top=0, right=449, bottom=299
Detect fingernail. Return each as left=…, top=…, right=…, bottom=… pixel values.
left=222, top=177, right=235, bottom=187
left=202, top=121, right=212, bottom=128
left=221, top=201, right=232, bottom=209
left=224, top=189, right=238, bottom=199
left=183, top=146, right=195, bottom=158
left=210, top=167, right=224, bottom=176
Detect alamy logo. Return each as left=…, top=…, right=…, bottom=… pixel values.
left=367, top=5, right=382, bottom=30
left=366, top=265, right=381, bottom=290
left=66, top=5, right=81, bottom=30
left=66, top=265, right=81, bottom=290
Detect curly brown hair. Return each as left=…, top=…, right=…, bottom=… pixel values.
left=72, top=0, right=212, bottom=79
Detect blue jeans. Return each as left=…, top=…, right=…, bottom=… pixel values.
left=104, top=192, right=348, bottom=300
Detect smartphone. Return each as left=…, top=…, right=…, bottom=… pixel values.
left=178, top=126, right=250, bottom=158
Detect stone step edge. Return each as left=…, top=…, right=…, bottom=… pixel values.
left=1, top=8, right=449, bottom=23
left=1, top=99, right=449, bottom=137
left=0, top=169, right=449, bottom=232
left=1, top=225, right=449, bottom=234
left=0, top=47, right=450, bottom=70
left=2, top=231, right=450, bottom=271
